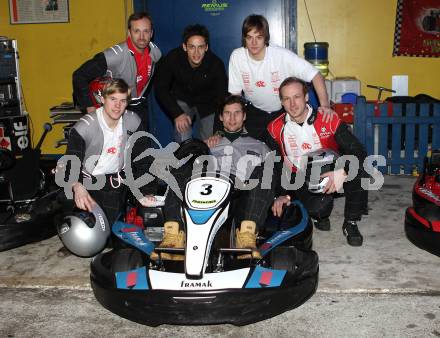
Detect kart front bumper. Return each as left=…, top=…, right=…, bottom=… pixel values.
left=90, top=251, right=319, bottom=326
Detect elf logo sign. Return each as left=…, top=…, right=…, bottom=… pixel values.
left=13, top=120, right=29, bottom=150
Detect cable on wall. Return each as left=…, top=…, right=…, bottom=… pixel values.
left=303, top=0, right=336, bottom=78
left=124, top=0, right=129, bottom=34
left=303, top=0, right=317, bottom=43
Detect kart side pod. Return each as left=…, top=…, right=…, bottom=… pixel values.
left=183, top=176, right=232, bottom=279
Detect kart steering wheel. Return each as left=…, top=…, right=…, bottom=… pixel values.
left=0, top=148, right=15, bottom=171
left=174, top=138, right=210, bottom=160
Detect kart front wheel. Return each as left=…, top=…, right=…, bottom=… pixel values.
left=111, top=248, right=145, bottom=273
left=270, top=246, right=317, bottom=273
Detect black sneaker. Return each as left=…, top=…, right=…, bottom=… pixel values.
left=342, top=220, right=363, bottom=246
left=312, top=217, right=331, bottom=231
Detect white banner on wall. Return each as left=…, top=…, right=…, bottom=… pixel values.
left=9, top=0, right=69, bottom=24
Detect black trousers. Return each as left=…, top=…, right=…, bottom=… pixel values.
left=128, top=98, right=149, bottom=131
left=292, top=168, right=368, bottom=222
left=243, top=104, right=283, bottom=140
left=89, top=185, right=126, bottom=226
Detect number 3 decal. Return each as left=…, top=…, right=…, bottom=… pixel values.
left=200, top=184, right=213, bottom=195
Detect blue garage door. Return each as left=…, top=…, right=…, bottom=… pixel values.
left=134, top=0, right=297, bottom=146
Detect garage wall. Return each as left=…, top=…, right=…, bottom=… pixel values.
left=297, top=0, right=440, bottom=100
left=0, top=0, right=133, bottom=154
left=0, top=0, right=439, bottom=154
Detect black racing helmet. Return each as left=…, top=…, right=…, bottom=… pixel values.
left=57, top=204, right=110, bottom=257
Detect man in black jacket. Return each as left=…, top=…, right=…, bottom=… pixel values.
left=154, top=24, right=227, bottom=142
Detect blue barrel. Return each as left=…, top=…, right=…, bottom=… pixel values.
left=304, top=42, right=329, bottom=77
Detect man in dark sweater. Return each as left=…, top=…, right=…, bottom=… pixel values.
left=154, top=24, right=227, bottom=142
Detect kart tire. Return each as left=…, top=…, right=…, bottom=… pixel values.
left=288, top=218, right=313, bottom=250
left=0, top=192, right=61, bottom=252
left=111, top=248, right=145, bottom=274
left=270, top=246, right=318, bottom=273
left=0, top=211, right=57, bottom=251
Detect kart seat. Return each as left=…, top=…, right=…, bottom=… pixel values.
left=1, top=149, right=42, bottom=202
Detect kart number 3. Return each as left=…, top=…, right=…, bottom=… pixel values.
left=200, top=184, right=213, bottom=195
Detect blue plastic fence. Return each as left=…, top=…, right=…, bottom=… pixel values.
left=354, top=96, right=440, bottom=175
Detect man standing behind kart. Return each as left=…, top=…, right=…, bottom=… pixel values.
left=62, top=79, right=156, bottom=228
left=268, top=77, right=368, bottom=246
left=150, top=95, right=274, bottom=261
left=72, top=12, right=161, bottom=127
left=155, top=24, right=227, bottom=142
left=224, top=14, right=332, bottom=139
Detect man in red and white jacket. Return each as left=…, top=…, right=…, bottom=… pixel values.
left=267, top=77, right=368, bottom=246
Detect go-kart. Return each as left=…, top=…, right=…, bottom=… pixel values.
left=405, top=149, right=440, bottom=256
left=90, top=143, right=318, bottom=326
left=0, top=123, right=62, bottom=251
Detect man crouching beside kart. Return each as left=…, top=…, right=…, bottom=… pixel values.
left=57, top=79, right=157, bottom=252
left=267, top=77, right=368, bottom=246
left=150, top=95, right=275, bottom=261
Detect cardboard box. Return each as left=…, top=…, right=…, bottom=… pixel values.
left=331, top=77, right=361, bottom=103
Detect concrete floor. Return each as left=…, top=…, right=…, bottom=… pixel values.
left=0, top=175, right=439, bottom=337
